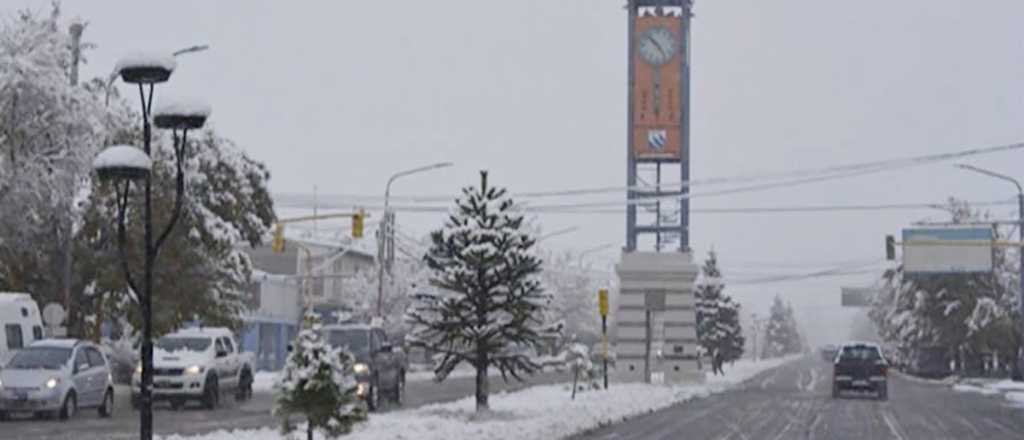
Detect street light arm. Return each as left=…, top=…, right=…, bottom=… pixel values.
left=956, top=164, right=1023, bottom=195
left=385, top=162, right=455, bottom=196
left=115, top=181, right=141, bottom=303
left=154, top=129, right=188, bottom=253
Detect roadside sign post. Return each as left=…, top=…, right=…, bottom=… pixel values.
left=599, top=288, right=609, bottom=390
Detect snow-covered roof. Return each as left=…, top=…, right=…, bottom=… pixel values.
left=153, top=97, right=212, bottom=118
left=93, top=145, right=152, bottom=171
left=114, top=51, right=177, bottom=74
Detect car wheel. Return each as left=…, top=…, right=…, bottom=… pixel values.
left=878, top=384, right=888, bottom=401
left=392, top=371, right=405, bottom=406
left=235, top=368, right=253, bottom=402
left=98, top=388, right=114, bottom=418
left=59, top=391, right=77, bottom=420
left=831, top=383, right=840, bottom=399
left=0, top=410, right=8, bottom=421
left=202, top=376, right=220, bottom=410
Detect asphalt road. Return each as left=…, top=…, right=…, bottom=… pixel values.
left=2, top=370, right=569, bottom=440
left=577, top=355, right=1024, bottom=440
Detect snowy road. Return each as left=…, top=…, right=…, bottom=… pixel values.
left=1, top=370, right=569, bottom=440
left=576, top=356, right=1024, bottom=440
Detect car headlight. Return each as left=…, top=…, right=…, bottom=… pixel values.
left=135, top=363, right=142, bottom=375
left=185, top=365, right=204, bottom=375
left=45, top=377, right=59, bottom=389
left=353, top=363, right=369, bottom=374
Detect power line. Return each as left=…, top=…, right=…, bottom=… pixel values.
left=275, top=140, right=1024, bottom=205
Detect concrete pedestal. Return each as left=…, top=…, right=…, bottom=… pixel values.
left=613, top=251, right=702, bottom=384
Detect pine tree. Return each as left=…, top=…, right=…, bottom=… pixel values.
left=762, top=295, right=802, bottom=358
left=275, top=312, right=366, bottom=440
left=695, top=250, right=745, bottom=374
left=406, top=171, right=554, bottom=411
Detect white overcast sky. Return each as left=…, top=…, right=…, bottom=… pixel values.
left=17, top=0, right=1024, bottom=346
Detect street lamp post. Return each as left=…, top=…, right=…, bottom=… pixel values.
left=93, top=52, right=210, bottom=440
left=956, top=164, right=1024, bottom=380
left=376, top=162, right=454, bottom=316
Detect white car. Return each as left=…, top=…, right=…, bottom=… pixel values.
left=132, top=327, right=254, bottom=409
left=0, top=339, right=115, bottom=420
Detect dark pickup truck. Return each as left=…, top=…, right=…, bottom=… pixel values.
left=322, top=324, right=407, bottom=411
left=832, top=342, right=888, bottom=400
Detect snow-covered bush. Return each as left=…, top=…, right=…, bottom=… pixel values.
left=275, top=312, right=366, bottom=440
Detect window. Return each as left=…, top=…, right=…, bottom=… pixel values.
left=74, top=349, right=90, bottom=372
left=222, top=337, right=235, bottom=354
left=86, top=347, right=105, bottom=368
left=5, top=324, right=23, bottom=350
left=215, top=338, right=226, bottom=355
left=32, top=326, right=42, bottom=341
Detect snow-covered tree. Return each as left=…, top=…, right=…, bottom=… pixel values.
left=870, top=198, right=1020, bottom=375
left=695, top=250, right=745, bottom=374
left=341, top=257, right=431, bottom=338
left=538, top=248, right=605, bottom=346
left=0, top=7, right=121, bottom=311
left=406, top=171, right=555, bottom=411
left=275, top=312, right=366, bottom=440
left=762, top=295, right=802, bottom=358
left=75, top=129, right=275, bottom=337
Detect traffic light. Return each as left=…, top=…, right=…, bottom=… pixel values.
left=271, top=224, right=285, bottom=252
left=885, top=235, right=895, bottom=261
left=352, top=210, right=365, bottom=238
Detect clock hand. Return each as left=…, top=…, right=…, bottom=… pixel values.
left=648, top=36, right=668, bottom=60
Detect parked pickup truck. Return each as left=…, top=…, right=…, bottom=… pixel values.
left=322, top=324, right=407, bottom=411
left=132, top=327, right=254, bottom=409
left=832, top=341, right=888, bottom=400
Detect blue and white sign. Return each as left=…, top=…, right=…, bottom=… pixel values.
left=647, top=129, right=667, bottom=151
left=902, top=226, right=994, bottom=274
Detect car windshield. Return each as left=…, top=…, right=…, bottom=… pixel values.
left=156, top=337, right=211, bottom=352
left=326, top=329, right=369, bottom=354
left=7, top=347, right=71, bottom=370
left=840, top=346, right=882, bottom=361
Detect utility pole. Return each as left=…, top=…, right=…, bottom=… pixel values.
left=955, top=164, right=1024, bottom=380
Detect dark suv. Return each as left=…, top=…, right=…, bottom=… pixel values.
left=322, top=324, right=406, bottom=411
left=832, top=342, right=888, bottom=400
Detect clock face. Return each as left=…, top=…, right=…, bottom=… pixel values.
left=639, top=27, right=676, bottom=66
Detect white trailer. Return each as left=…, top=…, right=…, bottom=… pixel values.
left=0, top=292, right=44, bottom=366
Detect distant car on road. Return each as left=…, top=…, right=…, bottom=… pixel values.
left=832, top=342, right=888, bottom=400
left=0, top=339, right=115, bottom=421
left=132, top=327, right=254, bottom=410
left=322, top=323, right=406, bottom=411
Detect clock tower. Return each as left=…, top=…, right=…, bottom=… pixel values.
left=626, top=0, right=693, bottom=252
left=614, top=0, right=702, bottom=386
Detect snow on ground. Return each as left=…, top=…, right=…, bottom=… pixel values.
left=160, top=356, right=799, bottom=440
left=252, top=371, right=278, bottom=393
left=951, top=383, right=1001, bottom=396
left=952, top=377, right=1024, bottom=405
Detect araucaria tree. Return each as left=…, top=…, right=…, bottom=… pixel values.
left=407, top=171, right=553, bottom=411
left=695, top=250, right=745, bottom=374
left=275, top=312, right=366, bottom=440
left=762, top=295, right=803, bottom=358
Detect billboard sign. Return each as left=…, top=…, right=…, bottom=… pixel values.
left=902, top=226, right=993, bottom=275
left=841, top=287, right=874, bottom=307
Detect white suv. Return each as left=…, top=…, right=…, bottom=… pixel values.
left=0, top=339, right=115, bottom=420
